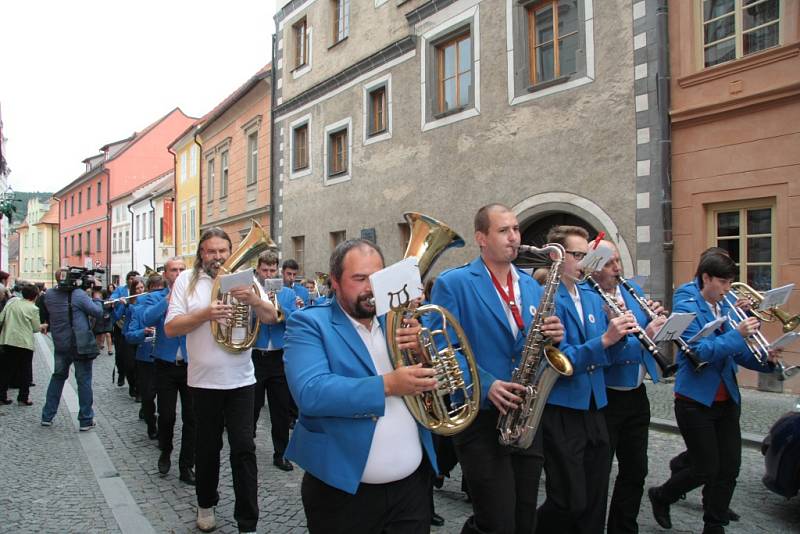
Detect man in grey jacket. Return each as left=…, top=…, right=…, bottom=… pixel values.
left=40, top=269, right=104, bottom=431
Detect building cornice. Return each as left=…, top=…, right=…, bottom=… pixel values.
left=59, top=215, right=109, bottom=233
left=405, top=0, right=460, bottom=24
left=676, top=42, right=800, bottom=89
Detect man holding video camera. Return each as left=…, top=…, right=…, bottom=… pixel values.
left=40, top=267, right=104, bottom=431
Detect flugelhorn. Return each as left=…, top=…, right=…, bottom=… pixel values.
left=210, top=220, right=277, bottom=352
left=385, top=212, right=481, bottom=436
left=731, top=282, right=799, bottom=333
left=724, top=292, right=771, bottom=365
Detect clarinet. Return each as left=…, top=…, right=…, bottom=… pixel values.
left=585, top=276, right=677, bottom=378
left=617, top=276, right=708, bottom=372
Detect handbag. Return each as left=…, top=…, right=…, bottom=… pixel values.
left=68, top=290, right=99, bottom=360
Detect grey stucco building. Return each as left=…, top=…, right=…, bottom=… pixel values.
left=271, top=0, right=670, bottom=301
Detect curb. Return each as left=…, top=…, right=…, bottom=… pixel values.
left=650, top=417, right=765, bottom=450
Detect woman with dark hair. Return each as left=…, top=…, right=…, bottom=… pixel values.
left=0, top=283, right=42, bottom=405
left=121, top=277, right=145, bottom=400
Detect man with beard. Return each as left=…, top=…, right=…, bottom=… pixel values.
left=165, top=228, right=278, bottom=534
left=283, top=239, right=439, bottom=533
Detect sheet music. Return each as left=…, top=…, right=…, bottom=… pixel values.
left=687, top=317, right=727, bottom=344
left=580, top=242, right=614, bottom=273
left=758, top=283, right=795, bottom=311
left=218, top=269, right=256, bottom=293
left=652, top=312, right=695, bottom=343
left=369, top=257, right=423, bottom=317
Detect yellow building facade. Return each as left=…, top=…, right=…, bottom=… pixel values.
left=18, top=199, right=60, bottom=286
left=170, top=125, right=202, bottom=261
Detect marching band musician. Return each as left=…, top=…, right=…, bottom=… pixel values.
left=283, top=239, right=439, bottom=533
left=648, top=252, right=779, bottom=534
left=119, top=276, right=145, bottom=401
left=139, top=257, right=195, bottom=485
left=431, top=203, right=565, bottom=534
left=592, top=240, right=666, bottom=534
left=110, top=270, right=139, bottom=389
left=536, top=226, right=637, bottom=534
left=282, top=258, right=310, bottom=306
left=252, top=251, right=298, bottom=472
left=165, top=228, right=278, bottom=534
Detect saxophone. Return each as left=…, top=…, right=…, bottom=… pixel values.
left=497, top=243, right=573, bottom=448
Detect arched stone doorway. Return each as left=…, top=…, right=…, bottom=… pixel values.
left=516, top=212, right=599, bottom=270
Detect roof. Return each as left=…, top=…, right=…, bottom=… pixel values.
left=196, top=64, right=271, bottom=136
left=111, top=168, right=173, bottom=204
left=35, top=202, right=60, bottom=225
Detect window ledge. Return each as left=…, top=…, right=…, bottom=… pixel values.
left=527, top=75, right=573, bottom=93
left=328, top=36, right=348, bottom=50
left=433, top=106, right=468, bottom=120
left=291, top=62, right=308, bottom=73
left=678, top=42, right=800, bottom=89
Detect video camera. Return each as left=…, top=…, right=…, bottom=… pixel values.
left=56, top=266, right=105, bottom=291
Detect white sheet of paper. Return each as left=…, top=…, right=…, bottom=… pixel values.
left=758, top=283, right=795, bottom=311
left=219, top=269, right=256, bottom=293
left=687, top=317, right=727, bottom=344
left=652, top=312, right=696, bottom=343
left=369, top=257, right=423, bottom=317
left=262, top=278, right=284, bottom=293
left=581, top=242, right=614, bottom=273
left=770, top=332, right=800, bottom=352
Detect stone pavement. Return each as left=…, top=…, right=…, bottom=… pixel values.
left=1, top=337, right=799, bottom=533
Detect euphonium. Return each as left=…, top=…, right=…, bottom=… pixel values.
left=386, top=212, right=481, bottom=436
left=731, top=282, right=799, bottom=333
left=497, top=243, right=573, bottom=448
left=210, top=220, right=277, bottom=352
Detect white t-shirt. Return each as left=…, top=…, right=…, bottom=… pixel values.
left=165, top=269, right=256, bottom=390
left=344, top=310, right=422, bottom=484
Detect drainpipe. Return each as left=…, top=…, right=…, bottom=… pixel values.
left=127, top=201, right=135, bottom=272
left=193, top=130, right=202, bottom=247
left=168, top=144, right=178, bottom=257
left=269, top=32, right=278, bottom=247
left=105, top=170, right=112, bottom=276
left=149, top=195, right=157, bottom=268
left=656, top=0, right=673, bottom=308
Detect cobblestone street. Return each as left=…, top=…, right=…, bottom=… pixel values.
left=0, top=336, right=798, bottom=533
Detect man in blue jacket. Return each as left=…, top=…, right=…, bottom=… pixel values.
left=110, top=270, right=139, bottom=387
left=252, top=251, right=298, bottom=471
left=431, top=204, right=565, bottom=534
left=591, top=240, right=666, bottom=534
left=282, top=258, right=310, bottom=306
left=284, top=239, right=438, bottom=533
left=140, top=257, right=194, bottom=485
left=535, top=226, right=636, bottom=534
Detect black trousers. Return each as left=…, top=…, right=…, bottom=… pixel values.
left=536, top=403, right=610, bottom=534
left=302, top=461, right=431, bottom=534
left=656, top=398, right=741, bottom=530
left=604, top=385, right=650, bottom=534
left=155, top=359, right=195, bottom=469
left=136, top=360, right=157, bottom=427
left=453, top=408, right=543, bottom=534
left=252, top=349, right=293, bottom=459
left=191, top=384, right=258, bottom=532
left=112, top=325, right=127, bottom=384
left=0, top=345, right=33, bottom=401
left=125, top=344, right=138, bottom=396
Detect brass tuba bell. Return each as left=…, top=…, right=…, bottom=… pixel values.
left=731, top=282, right=800, bottom=333
left=210, top=220, right=277, bottom=352
left=386, top=212, right=481, bottom=436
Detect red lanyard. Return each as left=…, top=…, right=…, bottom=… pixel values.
left=489, top=269, right=525, bottom=331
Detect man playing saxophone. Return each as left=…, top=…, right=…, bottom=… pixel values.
left=283, top=239, right=439, bottom=533
left=535, top=226, right=637, bottom=534
left=590, top=240, right=666, bottom=534
left=430, top=203, right=564, bottom=534
left=165, top=228, right=278, bottom=534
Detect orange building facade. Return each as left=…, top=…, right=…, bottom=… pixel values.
left=669, top=1, right=800, bottom=392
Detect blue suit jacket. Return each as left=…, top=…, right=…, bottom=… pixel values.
left=290, top=283, right=311, bottom=306
left=283, top=298, right=437, bottom=494
left=111, top=286, right=129, bottom=323
left=254, top=287, right=297, bottom=350
left=603, top=279, right=661, bottom=387
left=140, top=288, right=188, bottom=362
left=551, top=282, right=621, bottom=410
left=431, top=257, right=544, bottom=408
left=125, top=293, right=160, bottom=362
left=673, top=280, right=771, bottom=406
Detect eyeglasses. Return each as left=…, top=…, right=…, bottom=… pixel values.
left=565, top=250, right=587, bottom=261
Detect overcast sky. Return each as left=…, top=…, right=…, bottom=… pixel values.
left=1, top=0, right=277, bottom=195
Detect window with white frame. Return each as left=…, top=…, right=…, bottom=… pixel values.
left=181, top=204, right=188, bottom=252
left=189, top=201, right=197, bottom=240
left=294, top=17, right=308, bottom=68
left=180, top=151, right=188, bottom=182
left=332, top=0, right=350, bottom=44
left=700, top=0, right=782, bottom=68
left=324, top=117, right=352, bottom=185
left=220, top=150, right=229, bottom=198
left=289, top=114, right=312, bottom=179
left=207, top=158, right=215, bottom=202
left=246, top=131, right=259, bottom=186
left=190, top=144, right=199, bottom=177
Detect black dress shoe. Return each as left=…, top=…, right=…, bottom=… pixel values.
left=648, top=487, right=672, bottom=529
left=147, top=425, right=158, bottom=440
left=273, top=457, right=294, bottom=471
left=179, top=467, right=196, bottom=486
left=117, top=377, right=125, bottom=387
left=727, top=508, right=740, bottom=522
left=158, top=451, right=171, bottom=476
left=0, top=399, right=12, bottom=405
left=430, top=513, right=445, bottom=527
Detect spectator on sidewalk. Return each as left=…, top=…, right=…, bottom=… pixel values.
left=0, top=283, right=42, bottom=406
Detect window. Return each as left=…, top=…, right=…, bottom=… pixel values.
left=180, top=151, right=188, bottom=182
left=125, top=230, right=130, bottom=252
left=709, top=200, right=775, bottom=291
left=136, top=214, right=141, bottom=241
left=78, top=192, right=82, bottom=213
left=150, top=212, right=154, bottom=239
left=220, top=150, right=229, bottom=198
left=113, top=233, right=117, bottom=253
left=71, top=195, right=74, bottom=216
left=96, top=228, right=101, bottom=251
left=246, top=132, right=258, bottom=186
left=368, top=85, right=387, bottom=136
left=77, top=234, right=82, bottom=255
left=87, top=187, right=92, bottom=209
left=332, top=0, right=350, bottom=44
left=71, top=235, right=75, bottom=255
left=294, top=18, right=308, bottom=68
left=293, top=124, right=309, bottom=171
left=527, top=0, right=579, bottom=86
left=190, top=145, right=198, bottom=177
left=701, top=0, right=781, bottom=68
left=293, top=236, right=306, bottom=275
left=63, top=205, right=67, bottom=219
left=189, top=202, right=197, bottom=240
left=207, top=158, right=215, bottom=202
left=330, top=230, right=346, bottom=251
left=329, top=130, right=347, bottom=175
left=86, top=231, right=91, bottom=253
left=97, top=181, right=102, bottom=205
left=181, top=205, right=188, bottom=249
left=435, top=31, right=472, bottom=115
left=63, top=237, right=67, bottom=254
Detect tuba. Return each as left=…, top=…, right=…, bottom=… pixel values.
left=497, top=244, right=573, bottom=448
left=386, top=212, right=481, bottom=436
left=210, top=220, right=277, bottom=352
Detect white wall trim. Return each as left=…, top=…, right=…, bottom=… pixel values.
left=278, top=0, right=318, bottom=31
left=288, top=113, right=313, bottom=180
left=323, top=117, right=353, bottom=187
left=362, top=73, right=393, bottom=145
left=292, top=27, right=313, bottom=80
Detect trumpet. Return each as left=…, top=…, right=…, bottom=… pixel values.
left=724, top=292, right=771, bottom=365
left=617, top=276, right=708, bottom=373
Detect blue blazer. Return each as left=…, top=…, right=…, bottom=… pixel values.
left=291, top=283, right=311, bottom=306
left=140, top=288, right=188, bottom=363
left=673, top=280, right=771, bottom=406
left=125, top=293, right=160, bottom=362
left=551, top=282, right=621, bottom=410
left=603, top=279, right=661, bottom=387
left=283, top=298, right=437, bottom=494
left=254, top=287, right=297, bottom=350
left=431, top=257, right=544, bottom=408
left=111, top=286, right=129, bottom=324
